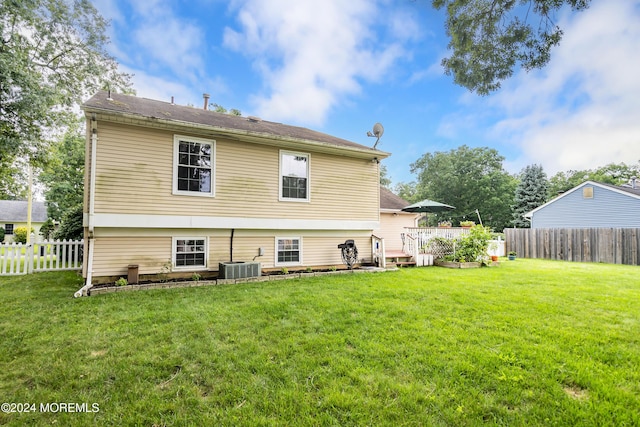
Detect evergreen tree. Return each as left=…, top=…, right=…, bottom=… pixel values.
left=512, top=164, right=549, bottom=228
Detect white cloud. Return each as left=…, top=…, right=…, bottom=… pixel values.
left=134, top=19, right=205, bottom=80
left=490, top=0, right=640, bottom=174
left=96, top=0, right=209, bottom=87
left=223, top=0, right=413, bottom=125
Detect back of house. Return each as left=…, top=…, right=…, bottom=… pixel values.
left=81, top=91, right=389, bottom=285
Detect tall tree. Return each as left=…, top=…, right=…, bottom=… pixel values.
left=0, top=0, right=131, bottom=168
left=39, top=127, right=85, bottom=220
left=411, top=145, right=517, bottom=231
left=433, top=0, right=591, bottom=95
left=512, top=164, right=549, bottom=228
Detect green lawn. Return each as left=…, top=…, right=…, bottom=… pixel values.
left=1, top=259, right=638, bottom=426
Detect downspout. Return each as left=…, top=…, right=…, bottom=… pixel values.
left=230, top=229, right=235, bottom=263
left=74, top=126, right=98, bottom=297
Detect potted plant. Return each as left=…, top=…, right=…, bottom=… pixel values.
left=459, top=220, right=475, bottom=228
left=438, top=220, right=452, bottom=228
left=508, top=251, right=517, bottom=261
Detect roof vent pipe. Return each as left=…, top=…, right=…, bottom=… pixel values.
left=632, top=176, right=637, bottom=189
left=203, top=93, right=210, bottom=110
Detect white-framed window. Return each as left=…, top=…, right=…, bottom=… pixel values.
left=4, top=224, right=14, bottom=235
left=173, top=135, right=215, bottom=197
left=172, top=237, right=208, bottom=270
left=275, top=237, right=302, bottom=266
left=279, top=150, right=310, bottom=202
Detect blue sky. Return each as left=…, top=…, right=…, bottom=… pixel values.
left=93, top=0, right=640, bottom=187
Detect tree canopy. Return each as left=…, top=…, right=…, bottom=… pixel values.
left=39, top=126, right=85, bottom=220
left=433, top=0, right=591, bottom=95
left=0, top=0, right=131, bottom=167
left=410, top=145, right=517, bottom=231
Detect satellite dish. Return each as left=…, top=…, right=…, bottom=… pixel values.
left=366, top=122, right=384, bottom=149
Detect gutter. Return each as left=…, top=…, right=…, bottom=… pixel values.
left=74, top=126, right=98, bottom=297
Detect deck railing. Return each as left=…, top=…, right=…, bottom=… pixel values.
left=404, top=227, right=471, bottom=253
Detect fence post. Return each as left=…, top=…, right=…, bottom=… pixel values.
left=26, top=243, right=33, bottom=274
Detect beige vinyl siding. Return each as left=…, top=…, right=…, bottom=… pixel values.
left=375, top=212, right=419, bottom=252
left=90, top=229, right=372, bottom=278
left=301, top=235, right=371, bottom=267
left=92, top=122, right=379, bottom=222
left=91, top=236, right=172, bottom=277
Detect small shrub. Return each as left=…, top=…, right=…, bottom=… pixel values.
left=0, top=227, right=4, bottom=243
left=13, top=227, right=34, bottom=244
left=191, top=273, right=202, bottom=281
left=280, top=267, right=289, bottom=275
left=158, top=260, right=172, bottom=282
left=437, top=225, right=493, bottom=264
left=454, top=225, right=492, bottom=263
left=115, top=277, right=128, bottom=286
left=330, top=266, right=337, bottom=272
left=305, top=267, right=313, bottom=273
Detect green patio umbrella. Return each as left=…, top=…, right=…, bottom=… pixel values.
left=401, top=199, right=455, bottom=213
left=401, top=198, right=455, bottom=227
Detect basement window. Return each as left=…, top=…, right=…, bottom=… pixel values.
left=275, top=237, right=302, bottom=266
left=173, top=237, right=208, bottom=270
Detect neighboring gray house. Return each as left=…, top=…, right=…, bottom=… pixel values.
left=524, top=180, right=640, bottom=228
left=0, top=201, right=48, bottom=242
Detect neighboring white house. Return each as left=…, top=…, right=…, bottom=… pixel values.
left=524, top=180, right=640, bottom=228
left=0, top=200, right=48, bottom=242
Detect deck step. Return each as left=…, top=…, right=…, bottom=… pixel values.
left=388, top=261, right=417, bottom=268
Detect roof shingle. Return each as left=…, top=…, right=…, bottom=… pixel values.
left=83, top=91, right=387, bottom=155
left=0, top=201, right=48, bottom=222
left=380, top=187, right=411, bottom=210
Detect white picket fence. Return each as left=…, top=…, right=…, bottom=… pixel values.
left=0, top=240, right=84, bottom=276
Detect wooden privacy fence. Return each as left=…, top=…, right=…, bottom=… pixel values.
left=0, top=240, right=84, bottom=276
left=504, top=228, right=640, bottom=265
